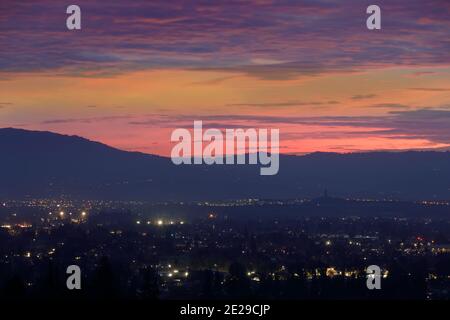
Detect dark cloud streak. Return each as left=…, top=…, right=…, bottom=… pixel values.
left=1, top=0, right=449, bottom=79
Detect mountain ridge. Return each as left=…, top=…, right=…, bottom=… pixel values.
left=1, top=127, right=449, bottom=201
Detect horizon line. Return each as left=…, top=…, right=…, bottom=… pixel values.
left=1, top=126, right=450, bottom=157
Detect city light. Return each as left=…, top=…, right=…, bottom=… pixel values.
left=326, top=267, right=338, bottom=277
left=0, top=198, right=448, bottom=300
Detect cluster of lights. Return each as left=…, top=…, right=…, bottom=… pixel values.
left=167, top=267, right=189, bottom=278
left=52, top=210, right=87, bottom=218
left=136, top=219, right=185, bottom=226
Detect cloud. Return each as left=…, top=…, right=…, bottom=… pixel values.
left=409, top=71, right=437, bottom=77
left=188, top=75, right=238, bottom=86
left=351, top=94, right=377, bottom=100
left=1, top=1, right=449, bottom=79
left=409, top=87, right=450, bottom=92
left=226, top=100, right=339, bottom=108
left=41, top=115, right=132, bottom=124
left=131, top=108, right=450, bottom=144
left=367, top=103, right=410, bottom=110
left=0, top=102, right=14, bottom=107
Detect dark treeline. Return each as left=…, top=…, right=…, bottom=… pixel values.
left=0, top=255, right=445, bottom=300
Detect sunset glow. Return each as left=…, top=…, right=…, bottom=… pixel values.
left=1, top=0, right=449, bottom=155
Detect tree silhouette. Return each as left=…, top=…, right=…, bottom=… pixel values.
left=90, top=256, right=118, bottom=299
left=3, top=274, right=26, bottom=300
left=139, top=267, right=159, bottom=300
left=225, top=262, right=252, bottom=298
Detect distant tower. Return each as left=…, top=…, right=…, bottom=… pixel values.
left=324, top=188, right=328, bottom=198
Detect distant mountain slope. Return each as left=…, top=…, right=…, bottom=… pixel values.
left=0, top=128, right=449, bottom=201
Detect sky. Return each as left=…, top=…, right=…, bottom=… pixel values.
left=0, top=0, right=449, bottom=155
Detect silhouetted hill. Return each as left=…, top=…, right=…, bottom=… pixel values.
left=0, top=128, right=449, bottom=201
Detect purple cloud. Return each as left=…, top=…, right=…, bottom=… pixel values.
left=128, top=108, right=450, bottom=144
left=0, top=0, right=449, bottom=79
